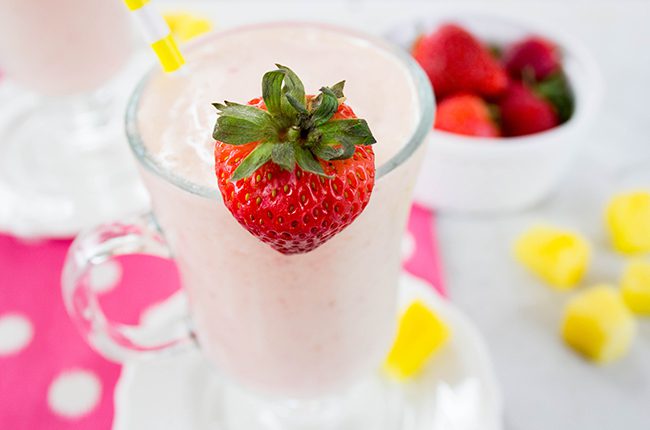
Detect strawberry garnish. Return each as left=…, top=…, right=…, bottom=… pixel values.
left=412, top=24, right=507, bottom=99
left=498, top=81, right=559, bottom=137
left=434, top=94, right=500, bottom=137
left=503, top=36, right=560, bottom=81
left=212, top=65, right=376, bottom=255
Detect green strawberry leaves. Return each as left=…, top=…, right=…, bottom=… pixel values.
left=286, top=94, right=309, bottom=115
left=271, top=142, right=296, bottom=171
left=295, top=145, right=328, bottom=177
left=311, top=141, right=345, bottom=161
left=522, top=67, right=574, bottom=124
left=277, top=64, right=306, bottom=108
left=212, top=65, right=376, bottom=181
left=329, top=80, right=346, bottom=99
left=311, top=119, right=376, bottom=160
left=534, top=72, right=574, bottom=123
left=269, top=141, right=328, bottom=177
left=212, top=102, right=277, bottom=145
left=231, top=141, right=274, bottom=182
left=262, top=70, right=285, bottom=119
left=310, top=87, right=339, bottom=127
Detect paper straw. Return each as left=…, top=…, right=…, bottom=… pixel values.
left=124, top=0, right=185, bottom=73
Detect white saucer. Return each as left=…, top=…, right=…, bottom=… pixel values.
left=113, top=274, right=503, bottom=430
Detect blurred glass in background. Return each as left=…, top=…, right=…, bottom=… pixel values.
left=0, top=0, right=147, bottom=238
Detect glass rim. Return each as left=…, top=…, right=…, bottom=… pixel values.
left=125, top=22, right=435, bottom=200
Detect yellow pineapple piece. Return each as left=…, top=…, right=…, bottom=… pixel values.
left=164, top=12, right=213, bottom=42
left=621, top=260, right=650, bottom=315
left=514, top=225, right=590, bottom=290
left=385, top=301, right=450, bottom=380
left=562, top=285, right=636, bottom=364
left=606, top=191, right=650, bottom=254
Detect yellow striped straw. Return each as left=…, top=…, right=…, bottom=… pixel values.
left=124, top=0, right=185, bottom=73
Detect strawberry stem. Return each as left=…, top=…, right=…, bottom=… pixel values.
left=212, top=65, right=376, bottom=181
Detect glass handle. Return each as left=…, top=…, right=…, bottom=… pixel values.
left=62, top=213, right=195, bottom=362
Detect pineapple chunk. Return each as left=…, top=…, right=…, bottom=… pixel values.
left=164, top=12, right=213, bottom=42
left=514, top=225, right=590, bottom=290
left=385, top=301, right=450, bottom=380
left=562, top=286, right=636, bottom=364
left=621, top=260, right=650, bottom=315
left=606, top=191, right=650, bottom=254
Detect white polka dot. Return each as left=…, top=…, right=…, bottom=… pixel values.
left=89, top=260, right=122, bottom=294
left=16, top=238, right=47, bottom=246
left=401, top=232, right=416, bottom=261
left=48, top=369, right=102, bottom=419
left=0, top=313, right=34, bottom=356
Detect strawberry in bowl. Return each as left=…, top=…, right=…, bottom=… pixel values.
left=412, top=24, right=508, bottom=99
left=385, top=14, right=602, bottom=213
left=435, top=94, right=500, bottom=137
left=503, top=36, right=561, bottom=81
left=412, top=23, right=573, bottom=138
left=213, top=65, right=376, bottom=254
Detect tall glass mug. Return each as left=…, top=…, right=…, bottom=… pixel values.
left=0, top=0, right=145, bottom=237
left=63, top=24, right=433, bottom=429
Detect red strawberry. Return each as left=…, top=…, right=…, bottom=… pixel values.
left=213, top=65, right=376, bottom=255
left=412, top=24, right=508, bottom=99
left=434, top=94, right=500, bottom=137
left=503, top=36, right=560, bottom=81
left=498, top=81, right=559, bottom=137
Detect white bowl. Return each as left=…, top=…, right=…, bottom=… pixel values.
left=386, top=12, right=603, bottom=214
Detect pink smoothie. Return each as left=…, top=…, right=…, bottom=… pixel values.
left=133, top=24, right=425, bottom=397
